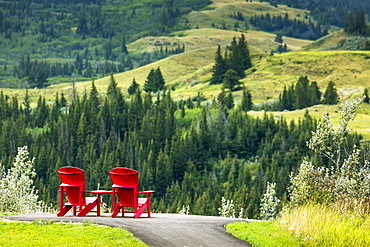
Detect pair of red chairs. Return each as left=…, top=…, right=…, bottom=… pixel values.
left=57, top=167, right=154, bottom=218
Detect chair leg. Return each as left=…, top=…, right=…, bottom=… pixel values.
left=112, top=206, right=121, bottom=218
left=78, top=201, right=98, bottom=217
left=57, top=205, right=73, bottom=217
left=134, top=205, right=147, bottom=218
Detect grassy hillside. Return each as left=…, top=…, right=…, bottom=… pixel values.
left=186, top=0, right=309, bottom=31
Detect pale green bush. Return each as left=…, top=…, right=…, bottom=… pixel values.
left=289, top=97, right=370, bottom=213
left=0, top=146, right=48, bottom=213
left=260, top=182, right=280, bottom=220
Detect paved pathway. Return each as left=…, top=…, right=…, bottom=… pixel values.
left=2, top=213, right=252, bottom=247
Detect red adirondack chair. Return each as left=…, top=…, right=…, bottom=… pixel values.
left=109, top=167, right=155, bottom=218
left=57, top=166, right=99, bottom=217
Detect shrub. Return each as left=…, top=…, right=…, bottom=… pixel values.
left=260, top=182, right=280, bottom=220
left=289, top=97, right=370, bottom=213
left=0, top=146, right=48, bottom=213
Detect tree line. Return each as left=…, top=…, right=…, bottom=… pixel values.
left=344, top=10, right=370, bottom=36
left=249, top=13, right=328, bottom=41
left=271, top=76, right=339, bottom=111
left=267, top=0, right=370, bottom=28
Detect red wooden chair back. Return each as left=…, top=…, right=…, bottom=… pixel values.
left=58, top=166, right=86, bottom=205
left=109, top=167, right=154, bottom=218
left=109, top=168, right=138, bottom=206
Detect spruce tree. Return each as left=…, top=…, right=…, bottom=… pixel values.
left=240, top=85, right=253, bottom=111
left=308, top=81, right=321, bottom=106
left=238, top=34, right=252, bottom=71
left=223, top=69, right=241, bottom=91
left=228, top=37, right=245, bottom=78
left=225, top=92, right=234, bottom=110
left=363, top=88, right=369, bottom=103
left=294, top=76, right=310, bottom=109
left=128, top=77, right=139, bottom=95
left=154, top=67, right=165, bottom=92
left=143, top=68, right=156, bottom=92
left=322, top=81, right=339, bottom=105
left=210, top=45, right=227, bottom=85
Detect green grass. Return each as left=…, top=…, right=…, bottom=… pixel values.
left=227, top=221, right=306, bottom=247
left=0, top=219, right=147, bottom=247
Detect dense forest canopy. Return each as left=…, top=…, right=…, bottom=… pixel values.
left=0, top=75, right=364, bottom=217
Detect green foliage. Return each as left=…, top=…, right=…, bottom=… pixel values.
left=128, top=78, right=140, bottom=95
left=0, top=146, right=48, bottom=214
left=274, top=76, right=322, bottom=111
left=223, top=69, right=241, bottom=91
left=249, top=13, right=328, bottom=40
left=210, top=34, right=252, bottom=86
left=322, top=81, right=339, bottom=105
left=363, top=88, right=369, bottom=103
left=260, top=182, right=280, bottom=220
left=344, top=10, right=369, bottom=36
left=0, top=220, right=147, bottom=247
left=289, top=97, right=369, bottom=212
left=0, top=84, right=347, bottom=217
left=239, top=85, right=253, bottom=111
left=143, top=67, right=165, bottom=93
left=267, top=0, right=370, bottom=28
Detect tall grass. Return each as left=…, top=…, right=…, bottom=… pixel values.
left=278, top=204, right=370, bottom=247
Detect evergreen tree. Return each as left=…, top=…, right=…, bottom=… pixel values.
left=121, top=35, right=128, bottom=54
left=223, top=69, right=241, bottom=91
left=143, top=67, right=165, bottom=93
left=154, top=67, right=166, bottom=92
left=240, top=85, right=253, bottom=111
left=143, top=68, right=156, bottom=93
left=225, top=92, right=234, bottom=110
left=107, top=72, right=118, bottom=98
left=210, top=45, right=227, bottom=85
left=128, top=78, right=139, bottom=95
left=294, top=76, right=310, bottom=109
left=363, top=88, right=369, bottom=103
left=228, top=37, right=246, bottom=78
left=238, top=34, right=252, bottom=71
left=322, top=81, right=339, bottom=105
left=35, top=70, right=48, bottom=88
left=308, top=81, right=321, bottom=106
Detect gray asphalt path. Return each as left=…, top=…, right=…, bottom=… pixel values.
left=2, top=213, right=252, bottom=247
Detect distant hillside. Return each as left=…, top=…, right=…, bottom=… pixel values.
left=0, top=0, right=333, bottom=89
left=301, top=30, right=370, bottom=51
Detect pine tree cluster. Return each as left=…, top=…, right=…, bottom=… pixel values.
left=210, top=34, right=251, bottom=90
left=274, top=76, right=338, bottom=111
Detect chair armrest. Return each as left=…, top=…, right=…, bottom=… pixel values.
left=137, top=190, right=155, bottom=194
left=60, top=183, right=84, bottom=187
